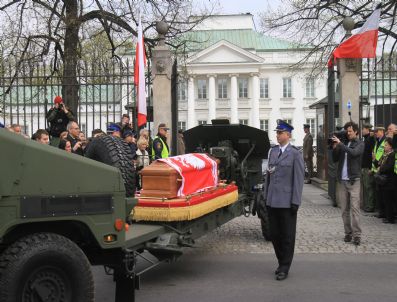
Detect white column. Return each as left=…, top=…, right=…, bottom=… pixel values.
left=251, top=74, right=260, bottom=129
left=208, top=75, right=216, bottom=123
left=187, top=77, right=196, bottom=129
left=230, top=74, right=238, bottom=124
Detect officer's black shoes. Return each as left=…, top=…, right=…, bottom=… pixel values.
left=364, top=208, right=375, bottom=213
left=382, top=219, right=395, bottom=224
left=276, top=272, right=288, bottom=281
left=344, top=234, right=352, bottom=243
left=353, top=237, right=361, bottom=246
left=274, top=267, right=281, bottom=275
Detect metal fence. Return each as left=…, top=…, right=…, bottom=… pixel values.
left=0, top=59, right=151, bottom=137
left=360, top=54, right=397, bottom=127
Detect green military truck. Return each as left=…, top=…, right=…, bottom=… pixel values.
left=0, top=122, right=270, bottom=302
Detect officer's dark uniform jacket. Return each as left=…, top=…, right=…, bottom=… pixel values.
left=361, top=133, right=375, bottom=169
left=46, top=107, right=75, bottom=137
left=266, top=144, right=305, bottom=208
left=332, top=137, right=364, bottom=181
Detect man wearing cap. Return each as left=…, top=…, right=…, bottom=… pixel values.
left=332, top=121, right=364, bottom=246
left=372, top=126, right=386, bottom=218
left=265, top=120, right=304, bottom=281
left=361, top=123, right=375, bottom=212
left=152, top=123, right=170, bottom=160
left=303, top=124, right=313, bottom=184
left=46, top=96, right=75, bottom=147
left=122, top=128, right=137, bottom=157
left=107, top=123, right=122, bottom=138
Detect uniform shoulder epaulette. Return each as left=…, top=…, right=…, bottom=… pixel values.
left=291, top=145, right=299, bottom=150
left=271, top=145, right=278, bottom=149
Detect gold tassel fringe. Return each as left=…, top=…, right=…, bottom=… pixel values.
left=133, top=190, right=238, bottom=222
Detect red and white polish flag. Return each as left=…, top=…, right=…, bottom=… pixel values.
left=329, top=8, right=381, bottom=67
left=134, top=14, right=147, bottom=127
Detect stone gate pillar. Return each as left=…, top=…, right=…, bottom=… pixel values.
left=151, top=21, right=173, bottom=151
left=338, top=59, right=361, bottom=125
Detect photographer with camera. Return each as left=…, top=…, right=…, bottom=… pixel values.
left=46, top=96, right=75, bottom=147
left=332, top=121, right=364, bottom=246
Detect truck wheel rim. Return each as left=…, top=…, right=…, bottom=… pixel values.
left=22, top=266, right=71, bottom=302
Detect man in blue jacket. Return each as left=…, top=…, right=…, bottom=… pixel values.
left=266, top=120, right=304, bottom=281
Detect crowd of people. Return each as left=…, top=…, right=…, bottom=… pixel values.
left=360, top=123, right=397, bottom=224
left=1, top=96, right=187, bottom=190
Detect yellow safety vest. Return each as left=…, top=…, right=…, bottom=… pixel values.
left=371, top=139, right=385, bottom=172
left=152, top=136, right=169, bottom=159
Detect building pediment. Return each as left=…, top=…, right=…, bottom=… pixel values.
left=187, top=40, right=264, bottom=65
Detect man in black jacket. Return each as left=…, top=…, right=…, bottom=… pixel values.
left=46, top=96, right=75, bottom=147
left=332, top=121, right=364, bottom=246
left=66, top=121, right=84, bottom=156
left=361, top=124, right=375, bottom=212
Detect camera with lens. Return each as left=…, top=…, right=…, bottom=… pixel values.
left=327, top=129, right=348, bottom=149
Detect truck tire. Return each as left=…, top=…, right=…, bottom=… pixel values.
left=0, top=233, right=94, bottom=302
left=85, top=135, right=136, bottom=197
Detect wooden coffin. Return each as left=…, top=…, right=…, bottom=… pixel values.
left=140, top=161, right=181, bottom=198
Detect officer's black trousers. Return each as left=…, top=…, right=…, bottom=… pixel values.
left=268, top=207, right=297, bottom=273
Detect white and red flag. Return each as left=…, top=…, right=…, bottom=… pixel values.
left=158, top=153, right=218, bottom=197
left=134, top=14, right=147, bottom=127
left=328, top=8, right=381, bottom=67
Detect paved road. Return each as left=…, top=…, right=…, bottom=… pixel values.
left=94, top=184, right=397, bottom=301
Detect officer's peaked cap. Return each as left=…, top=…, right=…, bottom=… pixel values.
left=274, top=119, right=294, bottom=133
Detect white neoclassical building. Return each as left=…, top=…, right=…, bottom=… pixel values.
left=176, top=14, right=327, bottom=146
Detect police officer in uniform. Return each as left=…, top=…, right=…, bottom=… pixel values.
left=152, top=123, right=170, bottom=160
left=372, top=126, right=386, bottom=218
left=303, top=124, right=314, bottom=184
left=266, top=120, right=304, bottom=281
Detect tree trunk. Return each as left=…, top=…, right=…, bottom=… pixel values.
left=62, top=0, right=80, bottom=121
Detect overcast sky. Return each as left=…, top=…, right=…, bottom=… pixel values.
left=214, top=0, right=280, bottom=29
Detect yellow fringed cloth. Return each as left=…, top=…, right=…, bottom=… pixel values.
left=133, top=184, right=238, bottom=222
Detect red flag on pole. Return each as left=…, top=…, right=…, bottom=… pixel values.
left=134, top=14, right=147, bottom=127
left=328, top=8, right=380, bottom=67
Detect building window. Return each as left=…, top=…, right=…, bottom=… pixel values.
left=260, top=78, right=269, bottom=98
left=305, top=78, right=315, bottom=98
left=284, top=119, right=292, bottom=126
left=306, top=118, right=316, bottom=138
left=239, top=119, right=248, bottom=125
left=218, top=78, right=228, bottom=99
left=178, top=121, right=186, bottom=131
left=177, top=81, right=187, bottom=101
left=238, top=78, right=248, bottom=98
left=260, top=119, right=269, bottom=132
left=282, top=78, right=292, bottom=98
left=197, top=79, right=207, bottom=99
left=198, top=120, right=207, bottom=125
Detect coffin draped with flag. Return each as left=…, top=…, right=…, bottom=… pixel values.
left=328, top=8, right=380, bottom=67
left=133, top=154, right=238, bottom=221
